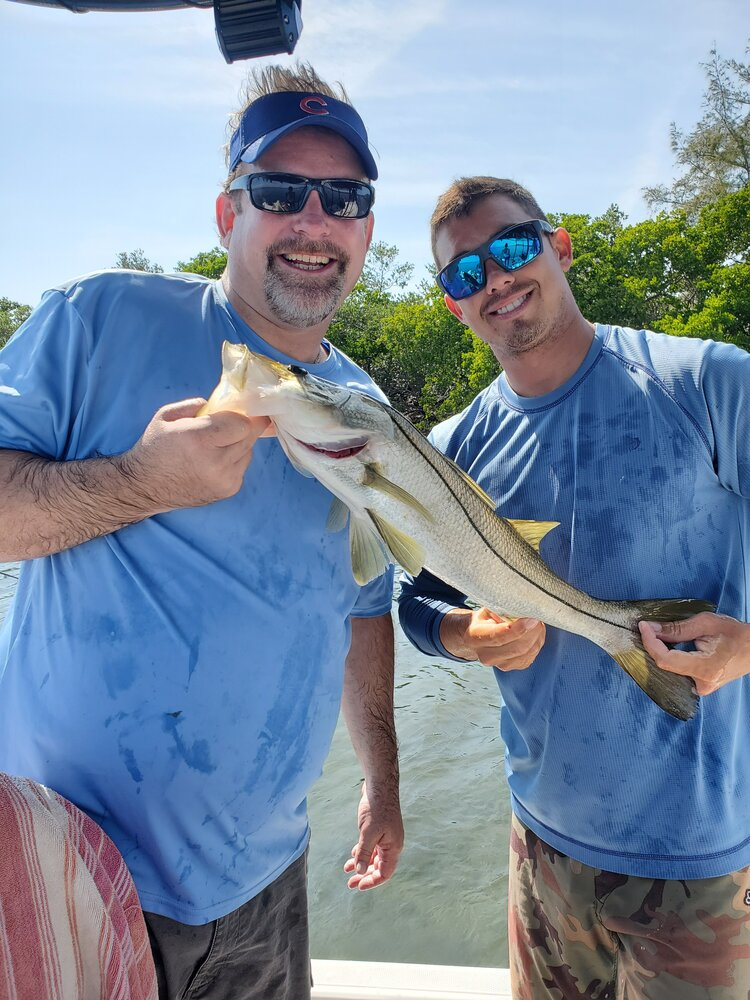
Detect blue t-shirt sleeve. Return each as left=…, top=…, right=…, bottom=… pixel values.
left=350, top=564, right=395, bottom=617
left=698, top=340, right=750, bottom=498
left=0, top=287, right=91, bottom=459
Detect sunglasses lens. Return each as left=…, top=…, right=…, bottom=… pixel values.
left=321, top=181, right=373, bottom=219
left=440, top=254, right=484, bottom=300
left=248, top=174, right=373, bottom=218
left=488, top=226, right=542, bottom=271
left=250, top=175, right=306, bottom=214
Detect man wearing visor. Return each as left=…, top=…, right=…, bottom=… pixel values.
left=398, top=176, right=750, bottom=998
left=0, top=64, right=402, bottom=999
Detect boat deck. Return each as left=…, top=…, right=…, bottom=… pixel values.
left=311, top=960, right=511, bottom=998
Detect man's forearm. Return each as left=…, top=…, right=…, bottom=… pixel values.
left=342, top=613, right=399, bottom=788
left=0, top=449, right=160, bottom=562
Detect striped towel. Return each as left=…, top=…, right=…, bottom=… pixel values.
left=0, top=773, right=157, bottom=1000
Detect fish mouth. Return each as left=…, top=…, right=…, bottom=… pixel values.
left=296, top=438, right=368, bottom=459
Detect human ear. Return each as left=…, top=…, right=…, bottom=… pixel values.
left=216, top=192, right=236, bottom=249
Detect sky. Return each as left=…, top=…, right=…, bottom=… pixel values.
left=1, top=0, right=748, bottom=308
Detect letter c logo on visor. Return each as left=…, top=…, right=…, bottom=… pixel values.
left=300, top=96, right=329, bottom=115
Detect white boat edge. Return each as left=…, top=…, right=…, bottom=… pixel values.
left=311, top=960, right=511, bottom=998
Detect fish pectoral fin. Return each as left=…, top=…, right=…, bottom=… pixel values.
left=362, top=465, right=434, bottom=522
left=349, top=517, right=391, bottom=585
left=326, top=497, right=350, bottom=533
left=505, top=519, right=560, bottom=552
left=612, top=647, right=699, bottom=722
left=367, top=510, right=425, bottom=577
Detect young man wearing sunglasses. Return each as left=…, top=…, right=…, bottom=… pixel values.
left=0, top=64, right=402, bottom=999
left=399, top=175, right=750, bottom=997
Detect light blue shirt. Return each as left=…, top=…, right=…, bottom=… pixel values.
left=0, top=270, right=393, bottom=923
left=399, top=324, right=750, bottom=879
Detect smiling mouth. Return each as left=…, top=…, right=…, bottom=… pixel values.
left=281, top=252, right=334, bottom=271
left=487, top=291, right=530, bottom=317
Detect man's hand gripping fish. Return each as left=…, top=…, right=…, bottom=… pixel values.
left=201, top=342, right=713, bottom=721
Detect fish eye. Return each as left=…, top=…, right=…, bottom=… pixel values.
left=289, top=365, right=308, bottom=377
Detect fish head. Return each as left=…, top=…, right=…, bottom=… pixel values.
left=203, top=341, right=395, bottom=462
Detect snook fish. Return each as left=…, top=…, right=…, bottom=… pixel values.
left=201, top=341, right=713, bottom=721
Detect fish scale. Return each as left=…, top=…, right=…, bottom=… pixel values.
left=201, top=341, right=715, bottom=721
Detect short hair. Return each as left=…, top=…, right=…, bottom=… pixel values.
left=222, top=61, right=352, bottom=194
left=430, top=177, right=549, bottom=264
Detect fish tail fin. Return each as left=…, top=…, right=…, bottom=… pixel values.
left=611, top=645, right=698, bottom=722
left=610, top=596, right=713, bottom=721
left=630, top=598, right=716, bottom=623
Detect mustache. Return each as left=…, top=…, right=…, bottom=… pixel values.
left=267, top=238, right=350, bottom=268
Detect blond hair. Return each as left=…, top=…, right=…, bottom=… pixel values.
left=222, top=61, right=352, bottom=192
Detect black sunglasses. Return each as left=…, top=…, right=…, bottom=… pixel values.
left=437, top=220, right=555, bottom=301
left=228, top=171, right=375, bottom=219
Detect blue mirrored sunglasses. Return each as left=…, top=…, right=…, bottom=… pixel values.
left=228, top=172, right=375, bottom=219
left=437, top=219, right=554, bottom=301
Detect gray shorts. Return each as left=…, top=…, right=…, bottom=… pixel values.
left=143, top=851, right=311, bottom=1000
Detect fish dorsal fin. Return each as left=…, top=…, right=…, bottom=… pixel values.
left=445, top=459, right=497, bottom=509
left=349, top=516, right=391, bottom=585
left=362, top=464, right=434, bottom=522
left=326, top=497, right=350, bottom=533
left=505, top=519, right=559, bottom=552
left=367, top=510, right=425, bottom=577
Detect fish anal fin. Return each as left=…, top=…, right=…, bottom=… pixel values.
left=506, top=519, right=560, bottom=552
left=349, top=517, right=390, bottom=585
left=367, top=510, right=425, bottom=577
left=362, top=465, right=434, bottom=522
left=611, top=647, right=699, bottom=722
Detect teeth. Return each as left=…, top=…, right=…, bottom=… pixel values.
left=282, top=253, right=331, bottom=269
left=494, top=293, right=528, bottom=316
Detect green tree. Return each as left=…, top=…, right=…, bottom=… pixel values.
left=114, top=249, right=163, bottom=273
left=644, top=44, right=750, bottom=217
left=176, top=247, right=227, bottom=279
left=326, top=241, right=414, bottom=374
left=377, top=282, right=498, bottom=429
left=0, top=297, right=32, bottom=349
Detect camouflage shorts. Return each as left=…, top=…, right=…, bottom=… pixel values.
left=509, top=813, right=750, bottom=1000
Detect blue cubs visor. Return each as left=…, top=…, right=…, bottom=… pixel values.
left=228, top=91, right=378, bottom=180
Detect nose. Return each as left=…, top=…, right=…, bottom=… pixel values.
left=484, top=258, right=514, bottom=296
left=291, top=189, right=330, bottom=236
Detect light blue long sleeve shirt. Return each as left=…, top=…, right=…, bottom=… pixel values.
left=399, top=324, right=750, bottom=879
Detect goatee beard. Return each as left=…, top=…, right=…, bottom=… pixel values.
left=265, top=239, right=349, bottom=328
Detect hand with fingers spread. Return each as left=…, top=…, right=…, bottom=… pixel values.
left=122, top=398, right=272, bottom=514
left=439, top=607, right=546, bottom=670
left=343, top=780, right=404, bottom=892
left=639, top=613, right=750, bottom=696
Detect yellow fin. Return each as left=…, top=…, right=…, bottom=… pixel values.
left=506, top=519, right=559, bottom=552
left=362, top=465, right=434, bottom=522
left=326, top=497, right=350, bottom=533
left=349, top=517, right=391, bottom=585
left=612, top=647, right=698, bottom=722
left=448, top=461, right=497, bottom=508
left=368, top=510, right=425, bottom=577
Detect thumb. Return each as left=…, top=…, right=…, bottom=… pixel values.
left=639, top=617, right=703, bottom=644
left=159, top=398, right=209, bottom=422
